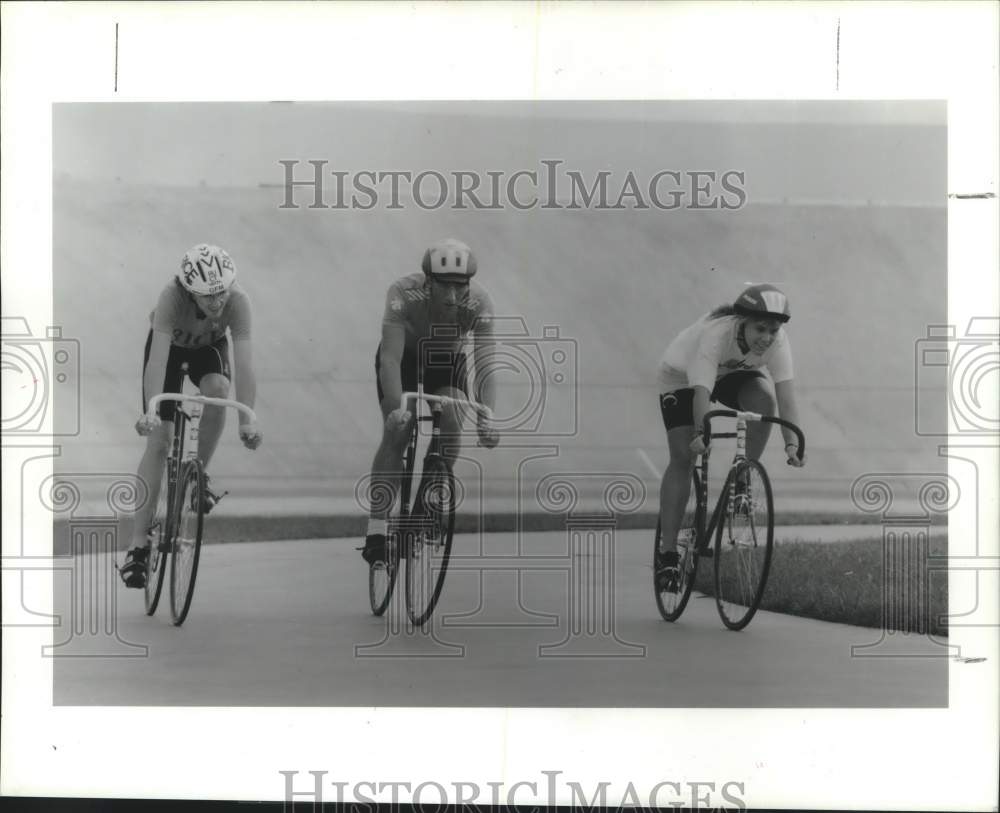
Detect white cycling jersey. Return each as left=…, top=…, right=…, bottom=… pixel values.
left=657, top=313, right=793, bottom=393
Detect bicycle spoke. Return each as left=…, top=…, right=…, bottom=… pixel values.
left=369, top=533, right=399, bottom=616
left=405, top=459, right=456, bottom=626
left=714, top=460, right=774, bottom=630
left=170, top=460, right=204, bottom=626
left=143, top=464, right=171, bottom=616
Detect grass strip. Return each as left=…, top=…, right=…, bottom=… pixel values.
left=693, top=535, right=948, bottom=636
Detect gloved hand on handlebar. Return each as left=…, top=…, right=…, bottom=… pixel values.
left=386, top=407, right=413, bottom=434
left=785, top=443, right=806, bottom=467
left=689, top=431, right=709, bottom=456
left=477, top=415, right=499, bottom=449
left=134, top=414, right=161, bottom=436
left=239, top=422, right=263, bottom=450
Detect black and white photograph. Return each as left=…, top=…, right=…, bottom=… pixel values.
left=47, top=98, right=951, bottom=709
left=3, top=2, right=998, bottom=810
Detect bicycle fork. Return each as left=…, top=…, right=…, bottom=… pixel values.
left=727, top=415, right=749, bottom=519
left=156, top=410, right=188, bottom=553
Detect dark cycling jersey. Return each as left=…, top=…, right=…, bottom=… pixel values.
left=381, top=272, right=494, bottom=352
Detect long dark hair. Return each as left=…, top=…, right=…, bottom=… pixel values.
left=707, top=304, right=738, bottom=320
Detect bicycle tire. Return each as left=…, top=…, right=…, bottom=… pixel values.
left=713, top=458, right=774, bottom=631
left=654, top=469, right=702, bottom=622
left=143, top=462, right=172, bottom=616
left=405, top=456, right=456, bottom=626
left=369, top=529, right=400, bottom=616
left=169, top=459, right=205, bottom=626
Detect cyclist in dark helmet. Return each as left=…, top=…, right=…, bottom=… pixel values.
left=654, top=283, right=806, bottom=592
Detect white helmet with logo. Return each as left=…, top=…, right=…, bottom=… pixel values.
left=178, top=244, right=237, bottom=296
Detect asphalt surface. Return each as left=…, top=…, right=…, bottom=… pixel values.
left=51, top=529, right=949, bottom=707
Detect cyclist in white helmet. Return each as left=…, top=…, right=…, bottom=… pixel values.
left=654, top=283, right=807, bottom=593
left=119, top=244, right=263, bottom=588
left=360, top=238, right=499, bottom=566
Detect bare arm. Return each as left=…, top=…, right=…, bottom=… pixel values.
left=775, top=379, right=806, bottom=465
left=691, top=385, right=713, bottom=437
left=379, top=322, right=406, bottom=413
left=231, top=338, right=262, bottom=448
left=471, top=315, right=497, bottom=414
left=143, top=330, right=172, bottom=411
left=774, top=379, right=801, bottom=445
left=232, top=338, right=258, bottom=416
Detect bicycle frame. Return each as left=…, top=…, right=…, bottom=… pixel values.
left=690, top=409, right=807, bottom=553
left=655, top=407, right=806, bottom=627
left=397, top=386, right=492, bottom=517
left=397, top=388, right=437, bottom=524
left=145, top=393, right=258, bottom=540
left=159, top=406, right=190, bottom=547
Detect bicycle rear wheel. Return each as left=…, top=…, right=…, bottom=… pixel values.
left=713, top=458, right=774, bottom=630
left=144, top=461, right=172, bottom=616
left=170, top=459, right=205, bottom=626
left=654, top=469, right=702, bottom=622
left=405, top=456, right=456, bottom=626
left=369, top=529, right=400, bottom=616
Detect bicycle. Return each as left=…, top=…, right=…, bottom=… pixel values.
left=654, top=409, right=805, bottom=630
left=369, top=388, right=492, bottom=626
left=142, top=392, right=257, bottom=626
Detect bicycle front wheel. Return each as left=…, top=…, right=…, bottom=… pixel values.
left=713, top=458, right=774, bottom=631
left=144, top=462, right=172, bottom=616
left=654, top=469, right=702, bottom=622
left=405, top=456, right=456, bottom=626
left=169, top=459, right=205, bottom=626
left=369, top=529, right=400, bottom=616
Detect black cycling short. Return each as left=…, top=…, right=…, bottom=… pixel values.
left=659, top=370, right=766, bottom=432
left=142, top=330, right=231, bottom=420
left=375, top=341, right=468, bottom=405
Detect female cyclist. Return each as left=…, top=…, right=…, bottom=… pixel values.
left=654, top=283, right=806, bottom=592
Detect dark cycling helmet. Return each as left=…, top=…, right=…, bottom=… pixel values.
left=733, top=283, right=791, bottom=323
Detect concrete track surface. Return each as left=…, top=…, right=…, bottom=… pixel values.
left=53, top=531, right=947, bottom=707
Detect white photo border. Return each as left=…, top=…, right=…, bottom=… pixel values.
left=2, top=1, right=997, bottom=809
